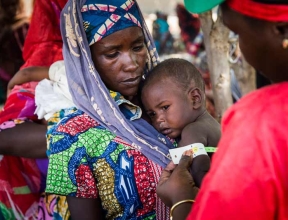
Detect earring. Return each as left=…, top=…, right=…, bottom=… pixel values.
left=282, top=39, right=288, bottom=49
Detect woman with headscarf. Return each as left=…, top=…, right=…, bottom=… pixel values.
left=156, top=0, right=288, bottom=219
left=45, top=0, right=175, bottom=219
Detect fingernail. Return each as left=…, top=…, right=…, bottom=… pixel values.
left=183, top=149, right=193, bottom=157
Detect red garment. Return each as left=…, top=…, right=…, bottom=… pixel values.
left=21, top=0, right=67, bottom=68
left=0, top=0, right=67, bottom=218
left=0, top=156, right=41, bottom=219
left=227, top=0, right=288, bottom=22
left=0, top=83, right=38, bottom=125
left=176, top=3, right=201, bottom=56
left=187, top=82, right=288, bottom=220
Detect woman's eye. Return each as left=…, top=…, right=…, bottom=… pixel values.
left=105, top=52, right=118, bottom=58
left=133, top=44, right=144, bottom=51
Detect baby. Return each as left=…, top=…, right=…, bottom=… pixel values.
left=141, top=58, right=221, bottom=187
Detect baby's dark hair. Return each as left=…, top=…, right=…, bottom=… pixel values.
left=143, top=58, right=205, bottom=93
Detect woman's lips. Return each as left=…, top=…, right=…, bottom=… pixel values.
left=122, top=76, right=141, bottom=87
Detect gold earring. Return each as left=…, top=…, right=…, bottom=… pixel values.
left=282, top=39, right=288, bottom=49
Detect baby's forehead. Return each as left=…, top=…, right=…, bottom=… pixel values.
left=144, top=75, right=174, bottom=89
left=143, top=77, right=185, bottom=98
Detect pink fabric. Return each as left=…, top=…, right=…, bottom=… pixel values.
left=9, top=82, right=38, bottom=96
left=187, top=82, right=288, bottom=220
left=0, top=82, right=38, bottom=126
left=0, top=121, right=16, bottom=130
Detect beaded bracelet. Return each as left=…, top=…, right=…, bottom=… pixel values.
left=170, top=199, right=195, bottom=220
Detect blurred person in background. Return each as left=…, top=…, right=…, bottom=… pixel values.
left=0, top=0, right=29, bottom=104
left=0, top=0, right=69, bottom=219
left=152, top=11, right=174, bottom=55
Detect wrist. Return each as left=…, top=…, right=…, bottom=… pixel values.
left=171, top=186, right=199, bottom=205
left=170, top=200, right=195, bottom=220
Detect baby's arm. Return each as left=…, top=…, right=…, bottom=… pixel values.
left=178, top=123, right=210, bottom=188
left=178, top=122, right=207, bottom=147
left=7, top=66, right=49, bottom=95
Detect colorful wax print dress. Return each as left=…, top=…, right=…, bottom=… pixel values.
left=46, top=93, right=169, bottom=220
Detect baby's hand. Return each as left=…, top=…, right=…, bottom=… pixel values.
left=190, top=154, right=210, bottom=188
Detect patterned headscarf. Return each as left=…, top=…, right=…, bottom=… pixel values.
left=60, top=0, right=174, bottom=167
left=82, top=0, right=142, bottom=45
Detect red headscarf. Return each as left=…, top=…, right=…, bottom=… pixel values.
left=227, top=0, right=288, bottom=21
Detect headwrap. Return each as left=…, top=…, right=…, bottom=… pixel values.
left=60, top=0, right=174, bottom=168
left=81, top=0, right=142, bottom=45
left=227, top=0, right=288, bottom=22
left=184, top=0, right=288, bottom=22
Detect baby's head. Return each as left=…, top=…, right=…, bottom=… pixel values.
left=141, top=58, right=205, bottom=139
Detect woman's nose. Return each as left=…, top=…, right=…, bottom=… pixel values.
left=123, top=52, right=139, bottom=72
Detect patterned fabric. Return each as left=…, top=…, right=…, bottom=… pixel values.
left=61, top=0, right=174, bottom=168
left=0, top=0, right=70, bottom=219
left=37, top=193, right=70, bottom=220
left=0, top=82, right=38, bottom=129
left=0, top=83, right=40, bottom=219
left=0, top=156, right=41, bottom=220
left=82, top=0, right=142, bottom=45
left=36, top=108, right=78, bottom=220
left=0, top=82, right=71, bottom=220
left=110, top=91, right=142, bottom=121
left=46, top=109, right=169, bottom=219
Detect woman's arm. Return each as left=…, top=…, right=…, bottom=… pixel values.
left=67, top=196, right=105, bottom=220
left=7, top=66, right=49, bottom=95
left=0, top=122, right=47, bottom=158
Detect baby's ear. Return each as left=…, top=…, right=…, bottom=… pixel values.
left=188, top=87, right=203, bottom=109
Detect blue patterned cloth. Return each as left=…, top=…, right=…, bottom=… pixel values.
left=46, top=93, right=169, bottom=219
left=82, top=0, right=142, bottom=45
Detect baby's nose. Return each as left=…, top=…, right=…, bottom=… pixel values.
left=159, top=121, right=165, bottom=129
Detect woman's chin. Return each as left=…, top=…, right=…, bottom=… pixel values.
left=121, top=89, right=138, bottom=99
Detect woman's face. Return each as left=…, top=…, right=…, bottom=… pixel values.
left=221, top=3, right=287, bottom=82
left=91, top=27, right=147, bottom=99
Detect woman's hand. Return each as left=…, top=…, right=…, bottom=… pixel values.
left=156, top=150, right=199, bottom=207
